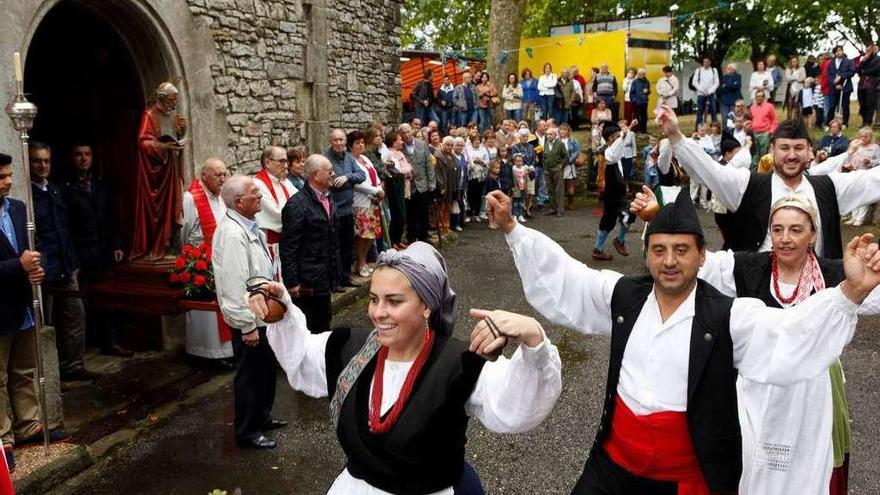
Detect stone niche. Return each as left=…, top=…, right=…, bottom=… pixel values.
left=0, top=0, right=401, bottom=200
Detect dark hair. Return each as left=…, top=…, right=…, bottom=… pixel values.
left=424, top=69, right=433, bottom=80
left=543, top=62, right=552, bottom=72
left=833, top=45, right=844, bottom=53
left=286, top=146, right=305, bottom=163
left=507, top=72, right=518, bottom=84
left=772, top=119, right=812, bottom=145
left=29, top=141, right=52, bottom=154
left=662, top=65, right=673, bottom=73
left=363, top=127, right=382, bottom=148
left=346, top=130, right=365, bottom=150
left=702, top=56, right=712, bottom=63
left=384, top=131, right=401, bottom=148
left=71, top=141, right=93, bottom=152
left=521, top=68, right=533, bottom=79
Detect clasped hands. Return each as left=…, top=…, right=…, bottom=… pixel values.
left=19, top=250, right=44, bottom=285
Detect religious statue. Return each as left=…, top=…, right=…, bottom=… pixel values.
left=130, top=82, right=187, bottom=261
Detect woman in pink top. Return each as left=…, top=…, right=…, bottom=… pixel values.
left=844, top=128, right=880, bottom=226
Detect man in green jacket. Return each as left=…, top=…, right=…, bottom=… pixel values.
left=542, top=126, right=569, bottom=216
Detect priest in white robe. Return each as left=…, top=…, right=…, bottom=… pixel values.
left=181, top=158, right=232, bottom=363
left=254, top=145, right=296, bottom=279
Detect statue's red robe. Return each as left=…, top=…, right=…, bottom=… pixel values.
left=130, top=106, right=183, bottom=260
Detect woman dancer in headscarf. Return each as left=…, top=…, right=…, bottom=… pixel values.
left=247, top=242, right=562, bottom=494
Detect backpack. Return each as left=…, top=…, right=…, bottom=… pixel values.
left=688, top=70, right=698, bottom=91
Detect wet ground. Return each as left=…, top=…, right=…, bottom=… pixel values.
left=53, top=203, right=880, bottom=494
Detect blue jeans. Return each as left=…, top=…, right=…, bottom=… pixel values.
left=695, top=95, right=717, bottom=126
left=540, top=95, right=555, bottom=120
left=416, top=106, right=439, bottom=126
left=535, top=166, right=548, bottom=205
left=458, top=109, right=476, bottom=127
left=438, top=108, right=455, bottom=133
left=505, top=109, right=522, bottom=121
left=554, top=107, right=570, bottom=125
left=477, top=107, right=493, bottom=133
left=826, top=90, right=852, bottom=126
left=644, top=166, right=659, bottom=188
left=720, top=103, right=735, bottom=129
left=512, top=196, right=525, bottom=217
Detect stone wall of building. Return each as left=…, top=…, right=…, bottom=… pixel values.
left=184, top=0, right=400, bottom=172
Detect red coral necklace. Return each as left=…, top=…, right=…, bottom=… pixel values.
left=368, top=329, right=435, bottom=434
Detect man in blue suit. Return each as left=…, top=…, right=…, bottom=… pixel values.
left=0, top=153, right=68, bottom=471
left=825, top=45, right=857, bottom=127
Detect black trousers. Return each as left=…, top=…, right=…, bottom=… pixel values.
left=231, top=326, right=277, bottom=441
left=571, top=448, right=677, bottom=495
left=466, top=179, right=484, bottom=217
left=337, top=213, right=355, bottom=284
left=406, top=190, right=430, bottom=243
left=634, top=103, right=648, bottom=132
left=293, top=294, right=332, bottom=334
left=386, top=177, right=407, bottom=245
left=714, top=212, right=736, bottom=251
left=858, top=87, right=877, bottom=126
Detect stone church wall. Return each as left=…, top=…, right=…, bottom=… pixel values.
left=185, top=0, right=401, bottom=172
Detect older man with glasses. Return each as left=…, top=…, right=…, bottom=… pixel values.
left=254, top=146, right=295, bottom=279
left=214, top=174, right=285, bottom=449
left=325, top=129, right=366, bottom=289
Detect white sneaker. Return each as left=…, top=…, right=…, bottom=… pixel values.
left=454, top=226, right=463, bottom=232
left=464, top=217, right=471, bottom=223
left=518, top=215, right=527, bottom=223
left=358, top=266, right=371, bottom=278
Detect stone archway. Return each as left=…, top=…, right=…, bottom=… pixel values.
left=24, top=0, right=190, bottom=241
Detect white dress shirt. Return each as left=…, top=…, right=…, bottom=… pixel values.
left=669, top=138, right=880, bottom=257
left=181, top=181, right=227, bottom=246
left=698, top=250, right=879, bottom=494
left=265, top=290, right=563, bottom=495
left=212, top=210, right=274, bottom=333
left=254, top=173, right=296, bottom=234
left=506, top=224, right=858, bottom=416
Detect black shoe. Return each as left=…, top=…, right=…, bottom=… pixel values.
left=331, top=286, right=346, bottom=293
left=215, top=358, right=236, bottom=371
left=236, top=434, right=276, bottom=449
left=18, top=428, right=71, bottom=447
left=263, top=419, right=288, bottom=431
left=4, top=447, right=13, bottom=473
left=61, top=368, right=102, bottom=382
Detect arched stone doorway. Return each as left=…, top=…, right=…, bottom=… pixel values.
left=24, top=0, right=188, bottom=242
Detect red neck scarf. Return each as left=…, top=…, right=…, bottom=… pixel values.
left=188, top=180, right=218, bottom=258
left=255, top=169, right=290, bottom=205
left=771, top=249, right=825, bottom=305
left=356, top=155, right=379, bottom=187
left=368, top=329, right=435, bottom=434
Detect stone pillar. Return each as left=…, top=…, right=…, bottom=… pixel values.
left=303, top=0, right=330, bottom=152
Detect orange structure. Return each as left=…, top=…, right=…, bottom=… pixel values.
left=400, top=50, right=485, bottom=111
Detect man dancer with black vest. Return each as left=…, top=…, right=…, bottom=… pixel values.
left=486, top=189, right=880, bottom=494
left=655, top=105, right=880, bottom=259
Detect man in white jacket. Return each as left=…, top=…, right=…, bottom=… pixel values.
left=693, top=57, right=720, bottom=129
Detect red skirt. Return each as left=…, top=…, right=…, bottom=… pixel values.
left=604, top=395, right=710, bottom=495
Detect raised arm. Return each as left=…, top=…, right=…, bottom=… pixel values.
left=656, top=105, right=750, bottom=211
left=465, top=309, right=562, bottom=433
left=486, top=191, right=620, bottom=335
left=829, top=164, right=880, bottom=214
left=697, top=250, right=738, bottom=297
left=251, top=281, right=331, bottom=398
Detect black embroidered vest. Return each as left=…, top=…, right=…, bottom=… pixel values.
left=325, top=328, right=486, bottom=494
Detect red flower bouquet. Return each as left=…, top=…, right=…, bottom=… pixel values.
left=169, top=243, right=215, bottom=298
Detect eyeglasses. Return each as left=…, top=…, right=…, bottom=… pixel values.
left=269, top=158, right=289, bottom=165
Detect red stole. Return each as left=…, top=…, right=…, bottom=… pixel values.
left=603, top=395, right=710, bottom=495
left=254, top=169, right=290, bottom=244
left=187, top=180, right=231, bottom=344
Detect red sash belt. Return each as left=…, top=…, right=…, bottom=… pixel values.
left=266, top=230, right=282, bottom=245
left=604, top=394, right=710, bottom=495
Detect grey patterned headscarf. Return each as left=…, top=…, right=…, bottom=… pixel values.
left=375, top=242, right=457, bottom=336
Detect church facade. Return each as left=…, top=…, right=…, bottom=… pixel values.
left=0, top=0, right=402, bottom=200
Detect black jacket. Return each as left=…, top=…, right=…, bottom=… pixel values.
left=32, top=181, right=78, bottom=283
left=62, top=175, right=123, bottom=271
left=0, top=198, right=34, bottom=335
left=280, top=183, right=338, bottom=296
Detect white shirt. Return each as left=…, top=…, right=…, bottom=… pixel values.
left=698, top=250, right=880, bottom=494
left=181, top=181, right=227, bottom=246
left=254, top=172, right=296, bottom=234
left=265, top=290, right=563, bottom=495
left=537, top=73, right=558, bottom=96
left=692, top=67, right=719, bottom=95
left=749, top=71, right=774, bottom=101
left=352, top=154, right=382, bottom=209
left=506, top=224, right=858, bottom=416
left=668, top=138, right=880, bottom=257
left=604, top=135, right=627, bottom=178
left=212, top=210, right=274, bottom=333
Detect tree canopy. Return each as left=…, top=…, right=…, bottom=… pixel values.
left=401, top=0, right=873, bottom=68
